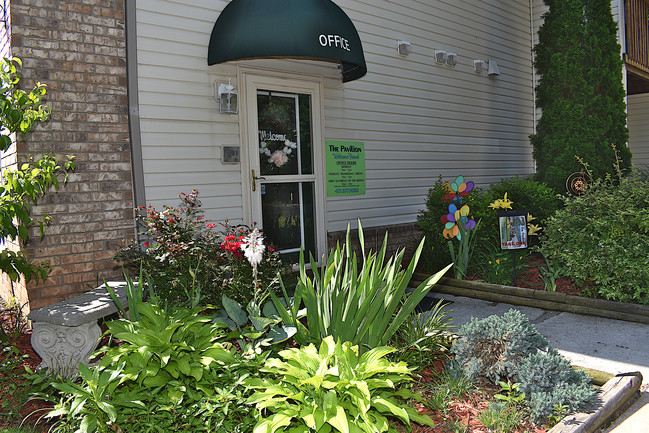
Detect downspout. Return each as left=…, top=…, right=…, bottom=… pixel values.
left=125, top=0, right=146, bottom=241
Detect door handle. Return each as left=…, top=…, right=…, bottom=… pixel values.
left=251, top=169, right=265, bottom=191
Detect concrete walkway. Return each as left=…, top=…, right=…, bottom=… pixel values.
left=432, top=293, right=649, bottom=432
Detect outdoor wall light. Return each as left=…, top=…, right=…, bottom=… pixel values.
left=397, top=40, right=412, bottom=56
left=446, top=52, right=457, bottom=66
left=434, top=50, right=447, bottom=64
left=216, top=79, right=238, bottom=114
left=473, top=59, right=486, bottom=72
left=487, top=59, right=501, bottom=76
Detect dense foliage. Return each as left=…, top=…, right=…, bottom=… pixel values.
left=247, top=336, right=434, bottom=433
left=0, top=57, right=75, bottom=283
left=271, top=222, right=452, bottom=353
left=452, top=309, right=595, bottom=423
left=538, top=173, right=649, bottom=304
left=417, top=175, right=559, bottom=281
left=115, top=190, right=289, bottom=308
left=45, top=302, right=260, bottom=432
left=531, top=0, right=630, bottom=192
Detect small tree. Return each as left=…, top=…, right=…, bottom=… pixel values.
left=531, top=0, right=630, bottom=192
left=0, top=57, right=75, bottom=283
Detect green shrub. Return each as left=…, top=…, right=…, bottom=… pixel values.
left=247, top=336, right=434, bottom=433
left=451, top=309, right=549, bottom=383
left=391, top=299, right=454, bottom=370
left=514, top=349, right=596, bottom=423
left=538, top=174, right=649, bottom=304
left=451, top=310, right=595, bottom=424
left=45, top=304, right=260, bottom=432
left=115, top=190, right=289, bottom=308
left=417, top=176, right=559, bottom=275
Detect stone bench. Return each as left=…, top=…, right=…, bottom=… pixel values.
left=27, top=282, right=128, bottom=378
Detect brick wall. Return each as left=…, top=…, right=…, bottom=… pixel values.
left=327, top=222, right=423, bottom=266
left=3, top=0, right=133, bottom=310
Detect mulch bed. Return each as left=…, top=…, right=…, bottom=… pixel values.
left=0, top=310, right=53, bottom=431
left=516, top=253, right=586, bottom=296
left=400, top=360, right=548, bottom=433
left=1, top=307, right=550, bottom=432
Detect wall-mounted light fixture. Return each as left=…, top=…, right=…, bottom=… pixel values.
left=215, top=79, right=238, bottom=114
left=434, top=50, right=447, bottom=64
left=487, top=59, right=500, bottom=76
left=397, top=40, right=412, bottom=56
left=446, top=52, right=457, bottom=66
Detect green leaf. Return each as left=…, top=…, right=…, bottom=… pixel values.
left=405, top=406, right=435, bottom=427
left=0, top=134, right=11, bottom=152
left=223, top=295, right=248, bottom=326
left=96, top=401, right=117, bottom=422
left=326, top=406, right=349, bottom=433
left=250, top=315, right=274, bottom=331
left=254, top=411, right=293, bottom=433
left=372, top=397, right=409, bottom=425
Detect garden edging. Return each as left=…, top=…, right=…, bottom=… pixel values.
left=548, top=373, right=643, bottom=433
left=411, top=275, right=649, bottom=324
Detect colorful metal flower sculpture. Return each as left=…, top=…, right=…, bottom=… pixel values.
left=441, top=201, right=477, bottom=240
left=442, top=175, right=475, bottom=203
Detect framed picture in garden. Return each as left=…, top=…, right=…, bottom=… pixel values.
left=498, top=210, right=528, bottom=250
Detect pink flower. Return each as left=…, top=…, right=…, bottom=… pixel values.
left=268, top=150, right=288, bottom=167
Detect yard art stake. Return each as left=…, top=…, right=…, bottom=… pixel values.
left=440, top=176, right=479, bottom=279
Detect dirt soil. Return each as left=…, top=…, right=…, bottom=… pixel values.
left=516, top=253, right=587, bottom=296
left=0, top=311, right=53, bottom=431
left=400, top=360, right=548, bottom=433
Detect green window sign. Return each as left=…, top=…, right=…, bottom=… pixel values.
left=325, top=140, right=365, bottom=196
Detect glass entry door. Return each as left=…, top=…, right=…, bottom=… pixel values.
left=244, top=76, right=324, bottom=261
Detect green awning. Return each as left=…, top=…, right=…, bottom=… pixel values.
left=207, top=0, right=367, bottom=82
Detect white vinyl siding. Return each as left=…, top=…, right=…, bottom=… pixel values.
left=136, top=0, right=537, bottom=231
left=628, top=94, right=649, bottom=168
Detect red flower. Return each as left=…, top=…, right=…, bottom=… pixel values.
left=220, top=234, right=244, bottom=258
left=268, top=246, right=275, bottom=252
left=168, top=218, right=175, bottom=223
left=206, top=223, right=217, bottom=229
left=144, top=241, right=149, bottom=247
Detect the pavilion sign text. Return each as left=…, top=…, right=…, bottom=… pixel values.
left=325, top=140, right=365, bottom=197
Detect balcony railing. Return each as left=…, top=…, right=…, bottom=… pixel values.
left=625, top=0, right=649, bottom=77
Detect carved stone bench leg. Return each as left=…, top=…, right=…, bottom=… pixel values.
left=30, top=321, right=102, bottom=378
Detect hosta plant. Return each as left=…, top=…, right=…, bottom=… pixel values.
left=44, top=303, right=259, bottom=432
left=212, top=294, right=298, bottom=359
left=247, top=336, right=434, bottom=433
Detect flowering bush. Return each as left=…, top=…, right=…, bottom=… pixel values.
left=115, top=190, right=289, bottom=307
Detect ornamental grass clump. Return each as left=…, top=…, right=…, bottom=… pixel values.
left=271, top=221, right=452, bottom=353
left=451, top=309, right=595, bottom=424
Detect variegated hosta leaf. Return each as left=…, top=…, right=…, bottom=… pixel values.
left=252, top=336, right=421, bottom=433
